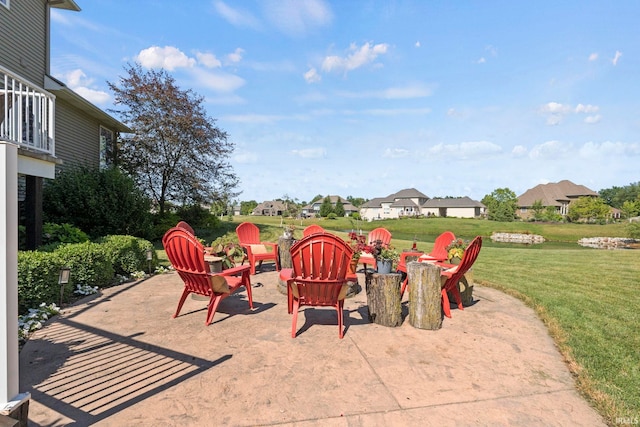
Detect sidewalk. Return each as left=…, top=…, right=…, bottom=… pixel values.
left=20, top=269, right=606, bottom=426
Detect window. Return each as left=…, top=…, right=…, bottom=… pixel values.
left=0, top=0, right=9, bottom=9
left=99, top=126, right=114, bottom=168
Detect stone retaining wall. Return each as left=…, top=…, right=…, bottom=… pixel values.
left=577, top=237, right=640, bottom=249
left=491, top=232, right=545, bottom=244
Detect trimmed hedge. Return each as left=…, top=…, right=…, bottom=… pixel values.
left=17, top=251, right=67, bottom=313
left=97, top=235, right=157, bottom=275
left=17, top=235, right=157, bottom=315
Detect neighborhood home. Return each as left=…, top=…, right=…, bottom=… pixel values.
left=252, top=200, right=287, bottom=216
left=360, top=189, right=485, bottom=221
left=517, top=180, right=599, bottom=220
left=1, top=0, right=129, bottom=249
left=301, top=195, right=358, bottom=218
left=360, top=188, right=428, bottom=221
left=422, top=196, right=486, bottom=218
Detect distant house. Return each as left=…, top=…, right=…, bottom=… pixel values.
left=517, top=180, right=599, bottom=220
left=422, top=196, right=486, bottom=218
left=252, top=200, right=287, bottom=216
left=360, top=188, right=428, bottom=221
left=301, top=195, right=358, bottom=218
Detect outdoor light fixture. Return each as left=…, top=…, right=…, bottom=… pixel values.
left=58, top=267, right=70, bottom=306
left=146, top=249, right=153, bottom=274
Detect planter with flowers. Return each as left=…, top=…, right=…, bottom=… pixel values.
left=348, top=232, right=370, bottom=273
left=445, top=238, right=468, bottom=264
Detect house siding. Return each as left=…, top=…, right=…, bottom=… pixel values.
left=0, top=0, right=48, bottom=85
left=54, top=98, right=101, bottom=171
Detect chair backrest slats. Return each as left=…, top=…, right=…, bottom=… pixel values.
left=430, top=231, right=456, bottom=260
left=236, top=222, right=261, bottom=245
left=443, top=236, right=482, bottom=290
left=162, top=227, right=213, bottom=295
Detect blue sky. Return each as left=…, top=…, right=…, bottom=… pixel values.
left=50, top=0, right=640, bottom=204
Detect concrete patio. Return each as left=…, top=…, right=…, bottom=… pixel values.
left=19, top=269, right=606, bottom=426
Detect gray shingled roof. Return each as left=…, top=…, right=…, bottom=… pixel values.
left=389, top=188, right=429, bottom=199
left=517, top=180, right=598, bottom=207
left=422, top=196, right=485, bottom=208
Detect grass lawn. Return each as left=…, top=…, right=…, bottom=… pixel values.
left=161, top=216, right=639, bottom=423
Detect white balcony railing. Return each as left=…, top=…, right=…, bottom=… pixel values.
left=0, top=65, right=55, bottom=156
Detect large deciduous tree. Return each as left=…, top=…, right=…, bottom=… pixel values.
left=108, top=63, right=239, bottom=215
left=481, top=188, right=518, bottom=222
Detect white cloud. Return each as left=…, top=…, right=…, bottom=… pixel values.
left=214, top=1, right=261, bottom=29
left=226, top=48, right=245, bottom=64
left=291, top=147, right=326, bottom=158
left=304, top=67, right=322, bottom=83
left=384, top=148, right=410, bottom=158
left=512, top=145, right=528, bottom=157
left=428, top=141, right=501, bottom=159
left=57, top=69, right=110, bottom=105
left=612, top=50, right=622, bottom=65
left=575, top=103, right=599, bottom=113
left=541, top=102, right=601, bottom=125
left=588, top=52, right=598, bottom=61
left=477, top=57, right=486, bottom=64
left=196, top=52, right=222, bottom=68
left=415, top=41, right=421, bottom=48
left=321, top=42, right=389, bottom=74
left=541, top=102, right=571, bottom=114
left=529, top=140, right=571, bottom=159
left=189, top=67, right=245, bottom=92
left=584, top=114, right=602, bottom=124
left=136, top=46, right=195, bottom=70
left=263, top=0, right=333, bottom=36
left=579, top=141, right=640, bottom=157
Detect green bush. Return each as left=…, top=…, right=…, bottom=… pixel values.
left=97, top=235, right=157, bottom=275
left=17, top=251, right=67, bottom=313
left=53, top=242, right=114, bottom=289
left=627, top=221, right=640, bottom=239
left=42, top=223, right=89, bottom=247
left=43, top=165, right=152, bottom=239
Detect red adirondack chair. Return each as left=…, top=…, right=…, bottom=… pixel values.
left=287, top=233, right=354, bottom=338
left=399, top=231, right=456, bottom=297
left=235, top=222, right=280, bottom=275
left=358, top=227, right=392, bottom=272
left=303, top=224, right=325, bottom=236
left=436, top=236, right=482, bottom=318
left=176, top=220, right=195, bottom=235
left=162, top=227, right=253, bottom=325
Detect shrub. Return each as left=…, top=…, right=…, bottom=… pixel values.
left=96, top=235, right=148, bottom=275
left=43, top=165, right=152, bottom=239
left=41, top=223, right=89, bottom=247
left=17, top=251, right=67, bottom=313
left=627, top=221, right=640, bottom=239
left=53, top=242, right=114, bottom=289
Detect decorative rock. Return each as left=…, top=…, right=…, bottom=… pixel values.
left=577, top=237, right=640, bottom=249
left=491, top=232, right=545, bottom=244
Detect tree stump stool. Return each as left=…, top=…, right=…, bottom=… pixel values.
left=407, top=261, right=442, bottom=330
left=365, top=272, right=402, bottom=327
left=277, top=237, right=295, bottom=269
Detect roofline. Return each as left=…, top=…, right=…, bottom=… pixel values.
left=44, top=75, right=132, bottom=133
left=49, top=0, right=81, bottom=11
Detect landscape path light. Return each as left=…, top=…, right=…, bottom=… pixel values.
left=58, top=267, right=70, bottom=307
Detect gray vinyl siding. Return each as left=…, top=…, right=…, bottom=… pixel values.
left=0, top=0, right=48, bottom=85
left=54, top=98, right=101, bottom=172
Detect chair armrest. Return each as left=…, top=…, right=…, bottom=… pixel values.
left=261, top=242, right=279, bottom=252
left=219, top=265, right=251, bottom=276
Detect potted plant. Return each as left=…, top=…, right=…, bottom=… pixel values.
left=207, top=238, right=245, bottom=270
left=376, top=245, right=399, bottom=274
left=445, top=238, right=468, bottom=264
left=348, top=232, right=371, bottom=273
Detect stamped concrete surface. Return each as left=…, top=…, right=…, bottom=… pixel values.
left=20, top=269, right=606, bottom=426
